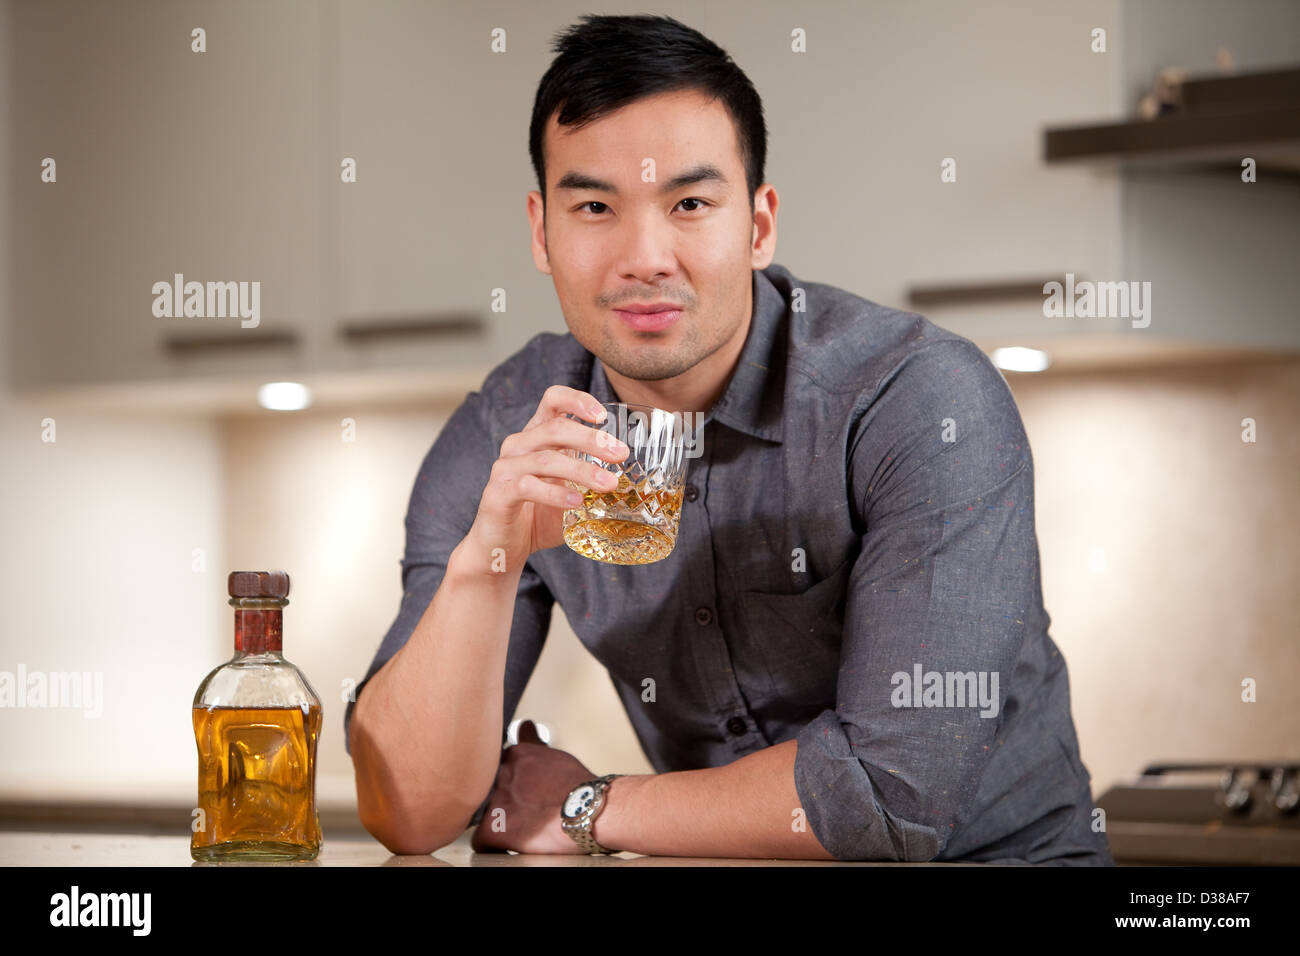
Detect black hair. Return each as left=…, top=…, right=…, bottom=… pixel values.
left=528, top=14, right=767, bottom=215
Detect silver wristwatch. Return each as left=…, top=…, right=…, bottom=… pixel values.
left=560, top=773, right=624, bottom=854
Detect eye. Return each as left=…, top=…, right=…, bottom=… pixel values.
left=576, top=198, right=712, bottom=216
left=677, top=197, right=711, bottom=212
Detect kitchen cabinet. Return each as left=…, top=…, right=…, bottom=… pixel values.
left=7, top=1, right=568, bottom=399
left=320, top=0, right=566, bottom=378
left=8, top=0, right=327, bottom=391
left=765, top=0, right=1300, bottom=359
left=10, top=0, right=1296, bottom=401
left=749, top=1, right=1127, bottom=352
left=1029, top=1, right=1300, bottom=355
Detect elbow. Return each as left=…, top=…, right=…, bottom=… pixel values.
left=794, top=712, right=949, bottom=862
left=358, top=803, right=469, bottom=857
left=797, top=768, right=946, bottom=861
left=875, top=823, right=945, bottom=863
left=354, top=773, right=476, bottom=856
left=349, top=709, right=476, bottom=855
left=802, top=771, right=948, bottom=861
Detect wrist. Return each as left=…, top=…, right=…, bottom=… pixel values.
left=589, top=773, right=646, bottom=853
left=449, top=531, right=526, bottom=585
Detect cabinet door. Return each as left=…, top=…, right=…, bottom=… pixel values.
left=729, top=0, right=1124, bottom=344
left=9, top=0, right=324, bottom=391
left=325, top=0, right=572, bottom=380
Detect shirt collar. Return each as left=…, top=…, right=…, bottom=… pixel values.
left=587, top=266, right=786, bottom=445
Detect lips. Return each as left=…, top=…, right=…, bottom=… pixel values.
left=614, top=306, right=682, bottom=332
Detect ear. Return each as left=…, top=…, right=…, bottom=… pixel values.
left=749, top=183, right=778, bottom=270
left=527, top=191, right=552, bottom=275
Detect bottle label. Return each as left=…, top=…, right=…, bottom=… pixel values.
left=235, top=609, right=282, bottom=652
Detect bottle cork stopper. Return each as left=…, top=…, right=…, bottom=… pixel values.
left=228, top=571, right=290, bottom=598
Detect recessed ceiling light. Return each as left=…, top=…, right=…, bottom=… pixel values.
left=257, top=382, right=312, bottom=411
left=992, top=347, right=1051, bottom=372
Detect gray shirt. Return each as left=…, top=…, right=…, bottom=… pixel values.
left=345, top=262, right=1114, bottom=865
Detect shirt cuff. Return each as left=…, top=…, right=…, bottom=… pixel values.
left=793, top=708, right=943, bottom=861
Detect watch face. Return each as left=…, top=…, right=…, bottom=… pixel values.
left=563, top=785, right=596, bottom=818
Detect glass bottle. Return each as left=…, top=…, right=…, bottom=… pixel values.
left=191, top=570, right=323, bottom=862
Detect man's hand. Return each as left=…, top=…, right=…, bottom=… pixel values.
left=470, top=720, right=599, bottom=854
left=464, top=384, right=627, bottom=574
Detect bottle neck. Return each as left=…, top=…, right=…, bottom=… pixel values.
left=230, top=597, right=287, bottom=654
left=232, top=647, right=284, bottom=661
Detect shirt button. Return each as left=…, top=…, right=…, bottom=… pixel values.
left=694, top=607, right=713, bottom=626
left=684, top=483, right=698, bottom=502
left=726, top=716, right=748, bottom=736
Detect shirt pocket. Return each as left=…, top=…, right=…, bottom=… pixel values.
left=736, top=552, right=856, bottom=716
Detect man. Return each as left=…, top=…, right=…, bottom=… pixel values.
left=346, top=13, right=1113, bottom=865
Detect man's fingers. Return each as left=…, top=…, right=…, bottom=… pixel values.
left=524, top=385, right=606, bottom=432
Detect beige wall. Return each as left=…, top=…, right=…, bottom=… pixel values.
left=215, top=354, right=1300, bottom=808
left=1009, top=357, right=1300, bottom=792
left=0, top=403, right=227, bottom=802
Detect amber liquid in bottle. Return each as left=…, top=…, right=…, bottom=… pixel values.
left=191, top=704, right=322, bottom=861
left=192, top=571, right=322, bottom=862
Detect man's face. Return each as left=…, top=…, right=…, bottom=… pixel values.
left=528, top=88, right=765, bottom=382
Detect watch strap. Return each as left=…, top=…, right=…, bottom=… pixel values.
left=562, top=773, right=624, bottom=854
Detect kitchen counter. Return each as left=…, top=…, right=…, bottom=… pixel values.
left=0, top=830, right=971, bottom=866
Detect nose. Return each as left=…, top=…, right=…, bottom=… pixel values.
left=613, top=206, right=677, bottom=285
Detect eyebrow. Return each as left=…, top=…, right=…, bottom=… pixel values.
left=554, top=163, right=729, bottom=196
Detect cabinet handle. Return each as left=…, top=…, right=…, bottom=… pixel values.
left=906, top=279, right=1074, bottom=309
left=162, top=330, right=299, bottom=355
left=338, top=313, right=484, bottom=343
left=1141, top=762, right=1300, bottom=777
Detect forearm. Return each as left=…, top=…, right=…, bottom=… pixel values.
left=351, top=533, right=519, bottom=848
left=591, top=739, right=837, bottom=860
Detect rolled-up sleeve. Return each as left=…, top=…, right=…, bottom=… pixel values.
left=345, top=389, right=556, bottom=828
left=793, top=338, right=1039, bottom=861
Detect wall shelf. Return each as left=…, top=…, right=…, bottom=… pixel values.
left=1043, top=65, right=1300, bottom=173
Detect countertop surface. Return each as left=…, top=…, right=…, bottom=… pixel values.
left=0, top=830, right=969, bottom=866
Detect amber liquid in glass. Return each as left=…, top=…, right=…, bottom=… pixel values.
left=563, top=475, right=684, bottom=565
left=191, top=704, right=323, bottom=861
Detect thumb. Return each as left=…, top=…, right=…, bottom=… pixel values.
left=516, top=719, right=544, bottom=744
